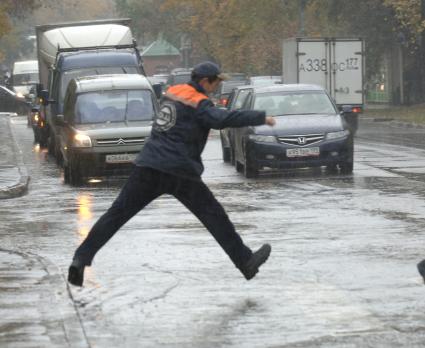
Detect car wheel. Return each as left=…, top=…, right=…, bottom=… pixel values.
left=229, top=145, right=235, bottom=165
left=64, top=164, right=70, bottom=184
left=235, top=159, right=243, bottom=173
left=68, top=159, right=83, bottom=186
left=339, top=160, right=353, bottom=174
left=220, top=133, right=230, bottom=162
left=33, top=128, right=41, bottom=144
left=55, top=143, right=63, bottom=166
left=243, top=157, right=258, bottom=178
left=243, top=147, right=258, bottom=178
left=47, top=131, right=55, bottom=156
left=326, top=164, right=338, bottom=173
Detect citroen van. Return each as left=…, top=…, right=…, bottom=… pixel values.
left=57, top=74, right=156, bottom=185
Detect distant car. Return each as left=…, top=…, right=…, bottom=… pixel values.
left=226, top=84, right=354, bottom=178
left=0, top=85, right=29, bottom=115
left=57, top=74, right=157, bottom=185
left=147, top=74, right=168, bottom=86
left=248, top=75, right=282, bottom=86
left=214, top=79, right=248, bottom=107
left=165, top=68, right=192, bottom=88
left=29, top=104, right=49, bottom=147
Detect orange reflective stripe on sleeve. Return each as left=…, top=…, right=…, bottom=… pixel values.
left=166, top=84, right=208, bottom=108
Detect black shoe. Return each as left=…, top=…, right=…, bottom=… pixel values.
left=239, top=244, right=271, bottom=280
left=68, top=259, right=85, bottom=286
left=417, top=259, right=425, bottom=284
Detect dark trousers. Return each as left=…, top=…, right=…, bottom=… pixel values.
left=74, top=166, right=252, bottom=269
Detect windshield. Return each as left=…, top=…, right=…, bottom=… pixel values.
left=13, top=73, right=39, bottom=85
left=60, top=67, right=139, bottom=103
left=75, top=89, right=154, bottom=124
left=253, top=91, right=337, bottom=116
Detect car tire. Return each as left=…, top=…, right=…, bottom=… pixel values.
left=339, top=160, right=353, bottom=174
left=229, top=145, right=235, bottom=166
left=63, top=164, right=70, bottom=184
left=220, top=133, right=230, bottom=162
left=326, top=164, right=338, bottom=173
left=47, top=131, right=55, bottom=156
left=244, top=158, right=258, bottom=178
left=68, top=159, right=83, bottom=186
left=243, top=146, right=258, bottom=178
left=33, top=128, right=41, bottom=144
left=235, top=159, right=243, bottom=173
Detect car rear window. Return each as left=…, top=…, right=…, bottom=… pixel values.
left=75, top=89, right=154, bottom=124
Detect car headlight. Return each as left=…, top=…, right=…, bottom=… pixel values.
left=73, top=133, right=92, bottom=147
left=326, top=130, right=350, bottom=140
left=248, top=134, right=277, bottom=143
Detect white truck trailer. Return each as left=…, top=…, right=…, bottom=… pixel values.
left=283, top=37, right=365, bottom=131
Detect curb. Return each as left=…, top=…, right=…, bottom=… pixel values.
left=0, top=247, right=90, bottom=348
left=0, top=114, right=30, bottom=199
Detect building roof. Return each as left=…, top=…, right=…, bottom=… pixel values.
left=141, top=38, right=180, bottom=57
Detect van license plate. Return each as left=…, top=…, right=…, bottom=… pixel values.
left=286, top=147, right=320, bottom=158
left=105, top=153, right=137, bottom=164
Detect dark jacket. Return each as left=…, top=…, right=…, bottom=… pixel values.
left=135, top=81, right=265, bottom=179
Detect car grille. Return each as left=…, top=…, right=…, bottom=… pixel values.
left=277, top=134, right=324, bottom=147
left=95, top=137, right=147, bottom=146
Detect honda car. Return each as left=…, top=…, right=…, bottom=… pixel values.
left=227, top=84, right=354, bottom=178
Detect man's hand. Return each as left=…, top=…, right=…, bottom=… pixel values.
left=265, top=116, right=276, bottom=126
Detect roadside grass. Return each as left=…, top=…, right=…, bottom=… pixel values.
left=363, top=103, right=425, bottom=125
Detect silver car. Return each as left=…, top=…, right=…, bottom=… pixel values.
left=57, top=74, right=156, bottom=185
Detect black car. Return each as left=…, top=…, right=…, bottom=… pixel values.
left=223, top=84, right=354, bottom=178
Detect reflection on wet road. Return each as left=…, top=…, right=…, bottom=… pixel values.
left=1, top=117, right=425, bottom=347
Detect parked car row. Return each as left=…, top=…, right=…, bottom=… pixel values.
left=220, top=83, right=354, bottom=178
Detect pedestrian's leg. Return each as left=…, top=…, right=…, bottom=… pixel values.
left=73, top=167, right=162, bottom=266
left=172, top=179, right=252, bottom=269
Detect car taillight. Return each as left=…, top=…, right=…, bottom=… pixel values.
left=351, top=107, right=362, bottom=113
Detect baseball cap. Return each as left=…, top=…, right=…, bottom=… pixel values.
left=192, top=61, right=229, bottom=80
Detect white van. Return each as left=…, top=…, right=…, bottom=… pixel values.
left=12, top=60, right=39, bottom=97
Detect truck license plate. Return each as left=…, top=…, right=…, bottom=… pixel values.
left=105, top=153, right=137, bottom=164
left=286, top=147, right=320, bottom=158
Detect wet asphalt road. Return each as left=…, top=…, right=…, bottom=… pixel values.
left=1, top=116, right=425, bottom=347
